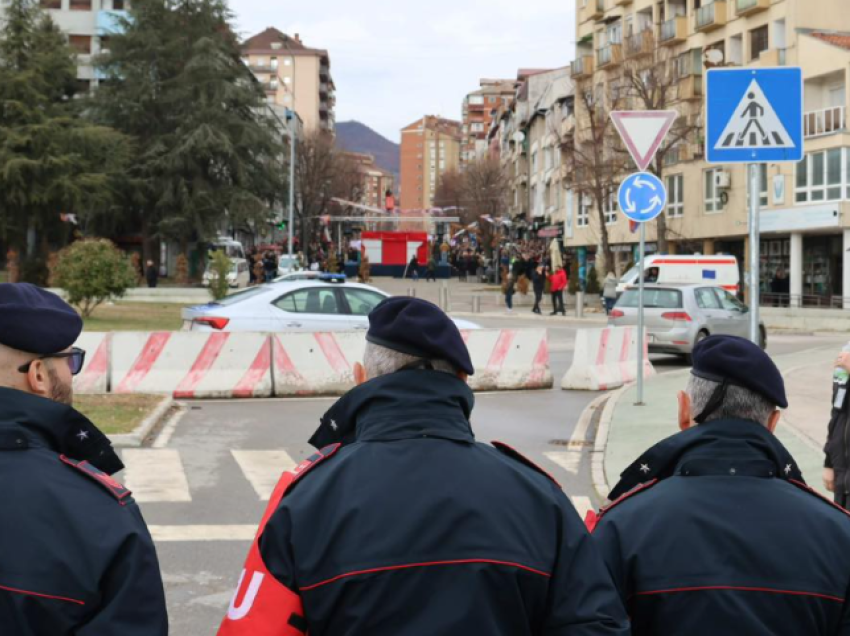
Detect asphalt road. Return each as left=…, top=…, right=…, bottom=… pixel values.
left=114, top=315, right=838, bottom=636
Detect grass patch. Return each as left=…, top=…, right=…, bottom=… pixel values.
left=83, top=302, right=184, bottom=332
left=75, top=394, right=165, bottom=435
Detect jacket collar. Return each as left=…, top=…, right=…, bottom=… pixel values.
left=0, top=387, right=124, bottom=475
left=608, top=418, right=804, bottom=500
left=309, top=370, right=475, bottom=449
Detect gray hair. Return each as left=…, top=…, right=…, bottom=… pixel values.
left=686, top=375, right=777, bottom=427
left=363, top=342, right=458, bottom=379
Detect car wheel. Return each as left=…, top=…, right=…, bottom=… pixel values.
left=684, top=330, right=710, bottom=365
left=759, top=327, right=767, bottom=350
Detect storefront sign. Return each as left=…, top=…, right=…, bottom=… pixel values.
left=760, top=205, right=840, bottom=233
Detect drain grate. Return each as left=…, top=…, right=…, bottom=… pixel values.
left=549, top=439, right=593, bottom=448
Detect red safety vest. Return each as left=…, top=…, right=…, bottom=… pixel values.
left=217, top=444, right=341, bottom=636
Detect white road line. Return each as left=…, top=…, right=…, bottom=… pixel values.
left=544, top=451, right=582, bottom=475
left=231, top=450, right=298, bottom=500
left=571, top=394, right=610, bottom=446
left=152, top=406, right=186, bottom=449
left=122, top=449, right=192, bottom=502
left=150, top=525, right=256, bottom=542
left=570, top=496, right=594, bottom=521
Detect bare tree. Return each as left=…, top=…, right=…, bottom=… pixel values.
left=461, top=158, right=510, bottom=257
left=433, top=168, right=465, bottom=212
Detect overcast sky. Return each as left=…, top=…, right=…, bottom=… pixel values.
left=229, top=0, right=577, bottom=143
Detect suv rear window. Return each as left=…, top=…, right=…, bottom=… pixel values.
left=617, top=288, right=682, bottom=309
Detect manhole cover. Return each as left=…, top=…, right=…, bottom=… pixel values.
left=548, top=439, right=593, bottom=448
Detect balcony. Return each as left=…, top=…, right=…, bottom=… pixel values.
left=615, top=0, right=632, bottom=5
left=660, top=16, right=689, bottom=46
left=804, top=106, right=846, bottom=138
left=759, top=47, right=787, bottom=66
left=695, top=1, right=727, bottom=33
left=736, top=0, right=769, bottom=17
left=571, top=55, right=595, bottom=79
left=625, top=30, right=655, bottom=58
left=262, top=82, right=278, bottom=93
left=250, top=64, right=278, bottom=73
left=581, top=0, right=605, bottom=22
left=596, top=43, right=623, bottom=69
left=678, top=74, right=703, bottom=101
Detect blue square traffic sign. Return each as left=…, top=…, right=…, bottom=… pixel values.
left=706, top=67, right=803, bottom=164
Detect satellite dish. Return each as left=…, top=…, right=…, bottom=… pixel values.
left=513, top=131, right=526, bottom=143
left=704, top=49, right=724, bottom=66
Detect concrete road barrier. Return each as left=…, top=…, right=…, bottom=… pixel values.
left=73, top=333, right=111, bottom=394
left=111, top=332, right=273, bottom=399
left=272, top=332, right=363, bottom=397
left=465, top=329, right=552, bottom=391
left=562, top=326, right=655, bottom=391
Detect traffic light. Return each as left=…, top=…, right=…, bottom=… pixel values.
left=277, top=221, right=287, bottom=231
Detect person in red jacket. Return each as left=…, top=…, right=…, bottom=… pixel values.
left=548, top=266, right=567, bottom=316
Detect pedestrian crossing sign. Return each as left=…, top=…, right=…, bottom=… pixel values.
left=706, top=67, right=803, bottom=164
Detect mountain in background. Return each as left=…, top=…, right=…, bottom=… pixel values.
left=335, top=121, right=400, bottom=177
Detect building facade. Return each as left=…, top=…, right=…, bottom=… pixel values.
left=570, top=0, right=850, bottom=306
left=342, top=152, right=396, bottom=210
left=241, top=28, right=335, bottom=133
left=399, top=116, right=462, bottom=210
left=461, top=79, right=516, bottom=166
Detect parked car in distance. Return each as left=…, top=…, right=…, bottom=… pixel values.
left=202, top=259, right=250, bottom=289
left=183, top=274, right=481, bottom=333
left=608, top=283, right=766, bottom=362
left=617, top=255, right=740, bottom=296
left=277, top=255, right=300, bottom=277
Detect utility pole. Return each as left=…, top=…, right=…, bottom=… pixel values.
left=286, top=109, right=297, bottom=262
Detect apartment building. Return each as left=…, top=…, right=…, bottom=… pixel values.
left=241, top=28, right=335, bottom=133
left=342, top=152, right=396, bottom=210
left=399, top=116, right=462, bottom=210
left=461, top=79, right=516, bottom=165
left=570, top=0, right=850, bottom=306
left=26, top=0, right=128, bottom=93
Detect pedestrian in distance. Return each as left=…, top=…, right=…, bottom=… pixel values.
left=549, top=265, right=567, bottom=316
left=0, top=283, right=168, bottom=635
left=532, top=265, right=546, bottom=315
left=589, top=335, right=850, bottom=636
left=503, top=274, right=515, bottom=313
left=407, top=254, right=419, bottom=281
left=145, top=259, right=159, bottom=289
left=426, top=256, right=437, bottom=282
left=218, top=297, right=629, bottom=636
left=823, top=344, right=850, bottom=504
left=263, top=251, right=278, bottom=283
left=602, top=271, right=618, bottom=315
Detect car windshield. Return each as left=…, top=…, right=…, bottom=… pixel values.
left=619, top=265, right=640, bottom=284
left=209, top=286, right=269, bottom=307
left=617, top=288, right=682, bottom=309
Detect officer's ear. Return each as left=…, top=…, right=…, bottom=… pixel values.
left=456, top=372, right=468, bottom=384
left=25, top=359, right=52, bottom=399
left=354, top=362, right=368, bottom=386
left=678, top=391, right=694, bottom=431
left=766, top=409, right=781, bottom=434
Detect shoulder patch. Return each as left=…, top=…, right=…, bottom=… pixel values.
left=60, top=455, right=133, bottom=504
left=588, top=479, right=659, bottom=533
left=289, top=443, right=342, bottom=485
left=491, top=441, right=560, bottom=487
left=789, top=479, right=850, bottom=519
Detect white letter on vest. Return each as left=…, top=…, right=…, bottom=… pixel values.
left=227, top=570, right=265, bottom=621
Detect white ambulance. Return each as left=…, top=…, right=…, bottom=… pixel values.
left=617, top=255, right=740, bottom=296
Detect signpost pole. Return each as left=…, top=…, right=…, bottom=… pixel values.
left=636, top=222, right=646, bottom=406
left=748, top=163, right=761, bottom=345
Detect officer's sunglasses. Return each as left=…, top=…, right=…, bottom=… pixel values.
left=17, top=347, right=87, bottom=376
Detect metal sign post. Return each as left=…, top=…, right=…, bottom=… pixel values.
left=748, top=164, right=761, bottom=342
left=637, top=222, right=647, bottom=405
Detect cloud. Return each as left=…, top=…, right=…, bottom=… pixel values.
left=229, top=0, right=577, bottom=141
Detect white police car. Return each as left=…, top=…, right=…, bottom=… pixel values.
left=182, top=274, right=481, bottom=332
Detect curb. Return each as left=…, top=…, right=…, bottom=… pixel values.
left=590, top=386, right=626, bottom=502
left=110, top=396, right=174, bottom=448
left=451, top=311, right=608, bottom=325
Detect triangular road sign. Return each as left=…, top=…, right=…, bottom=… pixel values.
left=714, top=79, right=794, bottom=150
left=611, top=111, right=678, bottom=172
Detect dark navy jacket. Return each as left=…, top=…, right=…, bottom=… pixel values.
left=592, top=419, right=850, bottom=635
left=0, top=388, right=168, bottom=635
left=260, top=370, right=628, bottom=635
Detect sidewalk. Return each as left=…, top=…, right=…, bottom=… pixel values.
left=602, top=345, right=838, bottom=499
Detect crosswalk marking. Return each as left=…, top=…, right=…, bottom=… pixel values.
left=231, top=450, right=298, bottom=500
left=150, top=525, right=256, bottom=542
left=544, top=451, right=582, bottom=475
left=570, top=496, right=594, bottom=521
left=122, top=449, right=192, bottom=503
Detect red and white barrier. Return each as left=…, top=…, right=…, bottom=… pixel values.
left=272, top=332, right=364, bottom=397
left=465, top=329, right=552, bottom=391
left=562, top=326, right=655, bottom=391
left=111, top=332, right=273, bottom=399
left=73, top=333, right=111, bottom=394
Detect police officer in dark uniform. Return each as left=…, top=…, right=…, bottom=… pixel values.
left=590, top=335, right=850, bottom=635
left=247, top=298, right=628, bottom=635
left=0, top=283, right=168, bottom=635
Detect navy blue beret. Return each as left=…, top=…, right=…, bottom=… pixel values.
left=0, top=283, right=83, bottom=355
left=367, top=297, right=474, bottom=376
left=691, top=335, right=787, bottom=409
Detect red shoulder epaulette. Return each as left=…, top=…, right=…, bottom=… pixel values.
left=492, top=441, right=561, bottom=488
left=60, top=455, right=133, bottom=505
left=586, top=479, right=659, bottom=533
left=289, top=444, right=342, bottom=485
left=789, top=479, right=850, bottom=519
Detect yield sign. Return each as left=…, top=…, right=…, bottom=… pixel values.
left=610, top=111, right=678, bottom=172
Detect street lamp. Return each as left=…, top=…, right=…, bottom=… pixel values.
left=285, top=108, right=297, bottom=261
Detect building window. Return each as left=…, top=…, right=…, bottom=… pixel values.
left=69, top=0, right=92, bottom=9
left=744, top=164, right=768, bottom=207
left=68, top=35, right=92, bottom=54
left=113, top=0, right=125, bottom=8
left=666, top=174, right=684, bottom=218
left=704, top=168, right=726, bottom=213
left=100, top=36, right=111, bottom=52
left=76, top=79, right=91, bottom=94
left=604, top=190, right=618, bottom=225
left=284, top=58, right=292, bottom=66
left=750, top=26, right=769, bottom=61
left=40, top=0, right=61, bottom=8
left=577, top=197, right=590, bottom=227
left=270, top=58, right=278, bottom=69
left=796, top=148, right=845, bottom=203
